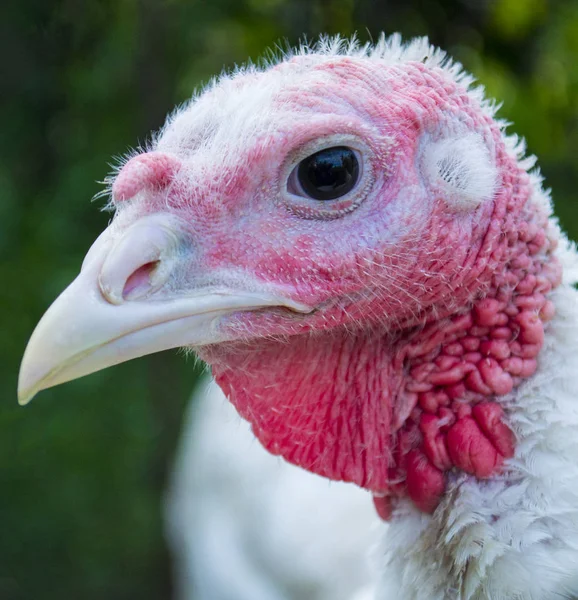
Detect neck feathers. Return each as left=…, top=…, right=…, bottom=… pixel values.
left=380, top=238, right=578, bottom=599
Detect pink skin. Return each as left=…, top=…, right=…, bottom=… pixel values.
left=113, top=151, right=182, bottom=202
left=112, top=57, right=561, bottom=517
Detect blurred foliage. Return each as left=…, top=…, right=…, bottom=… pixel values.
left=1, top=0, right=577, bottom=598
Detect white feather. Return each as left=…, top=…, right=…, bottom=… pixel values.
left=375, top=238, right=578, bottom=600
left=165, top=378, right=380, bottom=600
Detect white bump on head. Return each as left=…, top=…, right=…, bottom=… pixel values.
left=422, top=132, right=498, bottom=211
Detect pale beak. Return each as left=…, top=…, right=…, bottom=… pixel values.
left=18, top=213, right=310, bottom=406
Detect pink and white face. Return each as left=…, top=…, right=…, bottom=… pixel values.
left=18, top=49, right=510, bottom=405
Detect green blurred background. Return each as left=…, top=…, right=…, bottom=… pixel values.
left=1, top=0, right=577, bottom=598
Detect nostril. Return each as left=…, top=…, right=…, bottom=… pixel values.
left=98, top=214, right=184, bottom=305
left=123, top=261, right=160, bottom=300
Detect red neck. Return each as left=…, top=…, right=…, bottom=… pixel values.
left=204, top=331, right=399, bottom=491
left=200, top=206, right=562, bottom=518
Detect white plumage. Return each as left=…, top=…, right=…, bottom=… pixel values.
left=375, top=238, right=578, bottom=598
left=166, top=377, right=380, bottom=600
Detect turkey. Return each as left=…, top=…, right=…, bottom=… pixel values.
left=19, top=34, right=578, bottom=599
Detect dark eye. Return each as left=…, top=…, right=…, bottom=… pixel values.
left=290, top=146, right=360, bottom=201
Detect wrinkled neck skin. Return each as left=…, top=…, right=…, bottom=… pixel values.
left=206, top=328, right=400, bottom=488
left=377, top=244, right=578, bottom=600
left=199, top=210, right=578, bottom=598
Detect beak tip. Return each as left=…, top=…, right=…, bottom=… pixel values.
left=17, top=388, right=35, bottom=406
left=18, top=358, right=42, bottom=406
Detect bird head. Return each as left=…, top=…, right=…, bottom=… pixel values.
left=19, top=36, right=561, bottom=516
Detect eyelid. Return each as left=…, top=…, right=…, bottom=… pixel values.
left=281, top=134, right=366, bottom=177
left=287, top=165, right=306, bottom=197
left=279, top=134, right=375, bottom=220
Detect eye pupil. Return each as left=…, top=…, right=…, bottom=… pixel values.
left=297, top=146, right=359, bottom=201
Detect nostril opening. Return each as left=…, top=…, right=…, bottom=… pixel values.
left=123, top=261, right=160, bottom=300
left=98, top=214, right=183, bottom=305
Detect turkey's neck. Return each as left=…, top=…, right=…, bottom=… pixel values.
left=381, top=247, right=578, bottom=599
left=202, top=200, right=563, bottom=517
left=205, top=330, right=400, bottom=492
left=204, top=241, right=560, bottom=517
